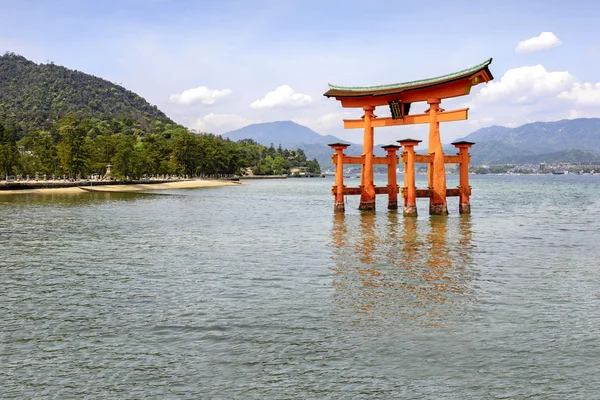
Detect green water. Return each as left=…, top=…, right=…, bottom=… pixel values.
left=1, top=175, right=600, bottom=398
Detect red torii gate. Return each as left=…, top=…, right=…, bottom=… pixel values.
left=324, top=59, right=493, bottom=216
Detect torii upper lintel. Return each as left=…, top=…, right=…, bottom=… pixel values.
left=324, top=58, right=493, bottom=108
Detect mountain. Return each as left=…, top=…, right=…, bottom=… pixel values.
left=456, top=140, right=537, bottom=165
left=458, top=118, right=600, bottom=165
left=223, top=121, right=385, bottom=165
left=0, top=53, right=174, bottom=138
left=459, top=125, right=512, bottom=142
left=224, top=120, right=342, bottom=149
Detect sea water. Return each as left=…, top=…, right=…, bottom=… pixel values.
left=1, top=175, right=600, bottom=398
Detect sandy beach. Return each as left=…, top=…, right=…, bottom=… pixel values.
left=0, top=179, right=241, bottom=195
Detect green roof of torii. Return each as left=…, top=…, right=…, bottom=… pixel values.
left=324, top=58, right=493, bottom=98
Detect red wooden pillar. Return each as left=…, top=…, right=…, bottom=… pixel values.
left=452, top=140, right=475, bottom=214
left=329, top=143, right=350, bottom=212
left=398, top=138, right=422, bottom=217
left=427, top=98, right=448, bottom=215
left=382, top=145, right=400, bottom=209
left=359, top=106, right=376, bottom=210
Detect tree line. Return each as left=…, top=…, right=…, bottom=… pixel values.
left=0, top=115, right=320, bottom=180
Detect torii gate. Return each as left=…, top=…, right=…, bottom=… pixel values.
left=324, top=59, right=493, bottom=215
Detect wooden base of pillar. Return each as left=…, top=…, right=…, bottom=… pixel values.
left=429, top=203, right=448, bottom=215
left=359, top=201, right=375, bottom=210
left=459, top=203, right=471, bottom=214
left=334, top=202, right=345, bottom=212
left=403, top=204, right=417, bottom=217
left=388, top=200, right=398, bottom=210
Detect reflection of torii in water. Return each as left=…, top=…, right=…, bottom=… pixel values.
left=329, top=212, right=476, bottom=325
left=325, top=59, right=494, bottom=215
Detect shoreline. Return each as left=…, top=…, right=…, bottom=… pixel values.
left=0, top=179, right=241, bottom=195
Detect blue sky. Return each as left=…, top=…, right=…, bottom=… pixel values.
left=2, top=0, right=599, bottom=145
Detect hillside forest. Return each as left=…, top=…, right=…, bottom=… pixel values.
left=0, top=116, right=321, bottom=180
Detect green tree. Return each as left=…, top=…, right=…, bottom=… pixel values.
left=57, top=115, right=90, bottom=178
left=17, top=130, right=59, bottom=177
left=89, top=134, right=118, bottom=176
left=306, top=158, right=321, bottom=174
left=272, top=155, right=288, bottom=175
left=110, top=135, right=148, bottom=179
left=254, top=155, right=275, bottom=175
left=0, top=121, right=19, bottom=179
left=140, top=133, right=174, bottom=176
left=171, top=129, right=201, bottom=176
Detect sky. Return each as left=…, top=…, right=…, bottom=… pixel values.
left=1, top=0, right=600, bottom=145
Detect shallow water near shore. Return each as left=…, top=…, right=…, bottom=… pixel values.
left=2, top=174, right=600, bottom=398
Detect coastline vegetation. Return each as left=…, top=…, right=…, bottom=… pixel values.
left=0, top=117, right=320, bottom=180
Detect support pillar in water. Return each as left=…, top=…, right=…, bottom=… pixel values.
left=452, top=141, right=475, bottom=214
left=427, top=98, right=448, bottom=215
left=382, top=145, right=401, bottom=209
left=359, top=106, right=376, bottom=211
left=398, top=139, right=421, bottom=217
left=328, top=143, right=350, bottom=212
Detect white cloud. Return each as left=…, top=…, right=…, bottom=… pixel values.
left=558, top=82, right=600, bottom=106
left=250, top=85, right=313, bottom=109
left=458, top=65, right=590, bottom=132
left=566, top=109, right=600, bottom=119
left=192, top=113, right=258, bottom=133
left=315, top=112, right=354, bottom=130
left=515, top=32, right=562, bottom=53
left=170, top=86, right=232, bottom=105
left=470, top=65, right=574, bottom=106
left=468, top=116, right=496, bottom=127
left=292, top=112, right=356, bottom=133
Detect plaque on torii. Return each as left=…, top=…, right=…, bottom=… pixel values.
left=324, top=59, right=494, bottom=215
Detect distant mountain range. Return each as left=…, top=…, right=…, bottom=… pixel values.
left=224, top=118, right=600, bottom=166
left=458, top=118, right=600, bottom=165
left=223, top=121, right=386, bottom=165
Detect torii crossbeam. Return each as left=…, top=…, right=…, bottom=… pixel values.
left=324, top=58, right=494, bottom=215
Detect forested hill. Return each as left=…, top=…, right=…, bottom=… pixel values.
left=0, top=53, right=174, bottom=138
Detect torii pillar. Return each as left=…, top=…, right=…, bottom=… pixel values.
left=382, top=144, right=401, bottom=209
left=427, top=98, right=448, bottom=215
left=359, top=106, right=376, bottom=210
left=452, top=140, right=475, bottom=214
left=329, top=143, right=351, bottom=212
left=398, top=139, right=421, bottom=217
